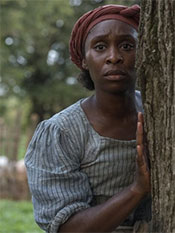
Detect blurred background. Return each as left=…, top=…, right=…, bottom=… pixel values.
left=0, top=0, right=140, bottom=232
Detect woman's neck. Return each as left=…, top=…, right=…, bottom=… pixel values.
left=91, top=89, right=137, bottom=120
left=81, top=89, right=138, bottom=140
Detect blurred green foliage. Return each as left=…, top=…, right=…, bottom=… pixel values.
left=0, top=199, right=43, bottom=233
left=0, top=0, right=139, bottom=124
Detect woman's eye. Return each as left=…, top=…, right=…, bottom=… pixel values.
left=94, top=44, right=106, bottom=51
left=120, top=43, right=134, bottom=51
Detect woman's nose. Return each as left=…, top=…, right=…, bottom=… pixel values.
left=106, top=47, right=123, bottom=64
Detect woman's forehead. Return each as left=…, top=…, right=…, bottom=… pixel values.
left=87, top=19, right=138, bottom=40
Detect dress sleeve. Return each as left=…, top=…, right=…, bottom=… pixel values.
left=25, top=120, right=93, bottom=233
left=135, top=90, right=144, bottom=113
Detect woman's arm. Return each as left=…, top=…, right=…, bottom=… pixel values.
left=59, top=113, right=150, bottom=233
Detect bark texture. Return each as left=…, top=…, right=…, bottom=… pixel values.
left=137, top=0, right=175, bottom=232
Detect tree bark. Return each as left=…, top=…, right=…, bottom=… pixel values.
left=137, top=0, right=175, bottom=232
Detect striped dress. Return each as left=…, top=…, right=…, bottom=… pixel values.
left=25, top=91, right=151, bottom=233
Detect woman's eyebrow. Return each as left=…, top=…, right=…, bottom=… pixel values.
left=117, top=34, right=137, bottom=41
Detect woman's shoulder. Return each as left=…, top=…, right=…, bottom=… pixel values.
left=26, top=99, right=87, bottom=161
left=35, top=99, right=88, bottom=139
left=48, top=99, right=86, bottom=130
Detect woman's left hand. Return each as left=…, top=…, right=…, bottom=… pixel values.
left=131, top=112, right=151, bottom=196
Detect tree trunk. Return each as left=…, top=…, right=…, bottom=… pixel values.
left=137, top=0, right=175, bottom=232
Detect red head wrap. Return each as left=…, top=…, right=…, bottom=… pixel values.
left=69, top=4, right=140, bottom=70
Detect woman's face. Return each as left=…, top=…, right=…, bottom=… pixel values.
left=82, top=19, right=138, bottom=94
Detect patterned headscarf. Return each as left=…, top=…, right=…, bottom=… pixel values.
left=69, top=4, right=140, bottom=70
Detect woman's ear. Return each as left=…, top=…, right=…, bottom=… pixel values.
left=82, top=59, right=88, bottom=70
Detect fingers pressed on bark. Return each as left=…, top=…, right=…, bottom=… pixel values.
left=138, top=112, right=144, bottom=124
left=137, top=122, right=143, bottom=146
left=137, top=145, right=145, bottom=166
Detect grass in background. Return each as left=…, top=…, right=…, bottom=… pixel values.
left=0, top=199, right=43, bottom=233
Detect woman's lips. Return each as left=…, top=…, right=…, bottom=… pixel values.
left=104, top=70, right=127, bottom=81
left=104, top=74, right=126, bottom=80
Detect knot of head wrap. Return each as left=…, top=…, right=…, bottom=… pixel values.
left=69, top=4, right=140, bottom=70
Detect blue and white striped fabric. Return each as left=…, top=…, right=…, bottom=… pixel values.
left=25, top=91, right=144, bottom=233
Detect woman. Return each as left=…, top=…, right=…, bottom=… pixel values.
left=25, top=4, right=151, bottom=233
